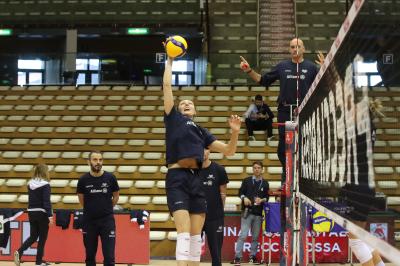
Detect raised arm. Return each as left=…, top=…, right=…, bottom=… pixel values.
left=163, top=56, right=174, bottom=115
left=240, top=56, right=262, bottom=83
left=209, top=114, right=241, bottom=156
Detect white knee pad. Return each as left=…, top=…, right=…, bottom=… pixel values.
left=176, top=232, right=190, bottom=261
left=349, top=239, right=373, bottom=264
left=188, top=234, right=202, bottom=262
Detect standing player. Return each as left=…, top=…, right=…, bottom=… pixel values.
left=14, top=164, right=53, bottom=266
left=77, top=150, right=120, bottom=266
left=163, top=52, right=241, bottom=266
left=200, top=149, right=229, bottom=266
left=239, top=38, right=322, bottom=263
left=239, top=38, right=321, bottom=176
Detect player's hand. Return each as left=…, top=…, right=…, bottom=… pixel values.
left=228, top=114, right=241, bottom=132
left=315, top=51, right=324, bottom=66
left=239, top=56, right=251, bottom=72
left=243, top=197, right=252, bottom=206
left=49, top=216, right=54, bottom=225
left=163, top=39, right=174, bottom=61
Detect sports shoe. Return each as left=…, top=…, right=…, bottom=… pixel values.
left=14, top=251, right=20, bottom=266
left=231, top=257, right=241, bottom=265
left=249, top=255, right=260, bottom=265
left=248, top=136, right=256, bottom=141
left=36, top=263, right=50, bottom=266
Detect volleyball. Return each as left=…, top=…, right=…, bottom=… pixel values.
left=312, top=211, right=334, bottom=232
left=165, top=36, right=188, bottom=58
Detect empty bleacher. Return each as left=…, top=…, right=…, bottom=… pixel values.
left=0, top=0, right=200, bottom=26
left=0, top=84, right=399, bottom=254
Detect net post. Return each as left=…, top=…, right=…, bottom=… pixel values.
left=281, top=121, right=297, bottom=266
left=298, top=199, right=309, bottom=266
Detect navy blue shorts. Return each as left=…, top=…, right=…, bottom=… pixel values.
left=166, top=168, right=207, bottom=214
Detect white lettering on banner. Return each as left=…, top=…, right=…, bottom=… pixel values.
left=224, top=226, right=254, bottom=237
left=343, top=65, right=358, bottom=184
left=356, top=96, right=375, bottom=187
left=300, top=62, right=373, bottom=185
left=306, top=231, right=347, bottom=237
left=322, top=97, right=330, bottom=182
left=329, top=90, right=338, bottom=182
left=235, top=241, right=280, bottom=253
left=308, top=242, right=342, bottom=253
left=335, top=79, right=346, bottom=184
left=260, top=242, right=280, bottom=252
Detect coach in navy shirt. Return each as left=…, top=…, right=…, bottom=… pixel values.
left=240, top=38, right=322, bottom=265
left=163, top=54, right=241, bottom=266
left=77, top=150, right=120, bottom=266
left=200, top=149, right=229, bottom=266
left=239, top=38, right=322, bottom=178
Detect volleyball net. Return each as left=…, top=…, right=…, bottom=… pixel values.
left=288, top=0, right=400, bottom=265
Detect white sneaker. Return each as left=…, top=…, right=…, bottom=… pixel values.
left=36, top=262, right=51, bottom=266
left=14, top=251, right=20, bottom=266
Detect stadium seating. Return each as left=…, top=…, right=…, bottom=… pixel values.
left=0, top=0, right=200, bottom=25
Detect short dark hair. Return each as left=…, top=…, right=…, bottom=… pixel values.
left=252, top=161, right=263, bottom=168
left=255, top=94, right=263, bottom=101
left=88, top=150, right=102, bottom=160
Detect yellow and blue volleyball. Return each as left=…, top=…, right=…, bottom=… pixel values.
left=165, top=35, right=188, bottom=58
left=312, top=211, right=334, bottom=232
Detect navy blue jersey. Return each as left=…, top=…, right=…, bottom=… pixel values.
left=200, top=162, right=229, bottom=221
left=76, top=171, right=119, bottom=220
left=259, top=59, right=318, bottom=108
left=164, top=107, right=217, bottom=165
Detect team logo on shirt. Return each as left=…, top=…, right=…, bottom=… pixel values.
left=203, top=174, right=215, bottom=186
left=287, top=74, right=306, bottom=80
left=186, top=121, right=197, bottom=127
left=101, top=183, right=108, bottom=187
left=207, top=174, right=215, bottom=180
left=302, top=69, right=308, bottom=73
left=204, top=180, right=213, bottom=186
